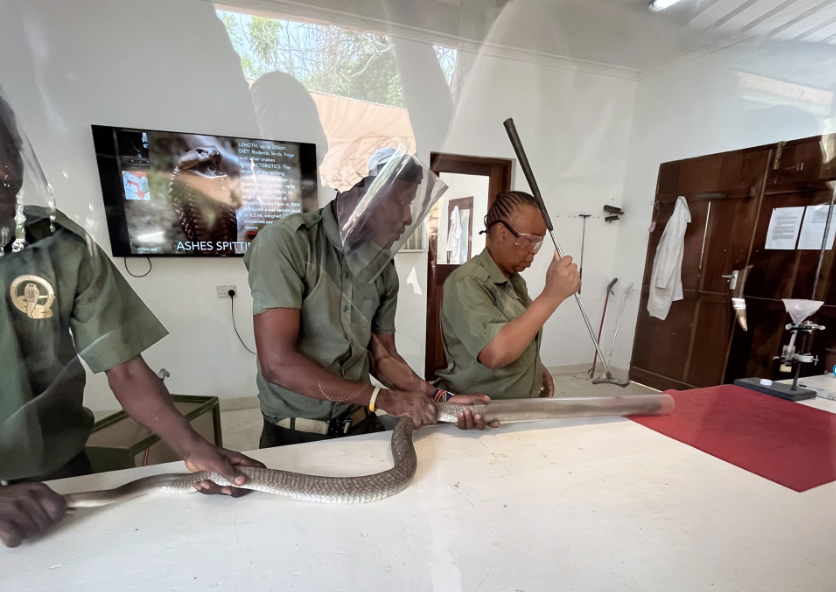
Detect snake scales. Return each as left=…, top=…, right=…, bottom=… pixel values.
left=169, top=147, right=239, bottom=253
left=64, top=396, right=673, bottom=508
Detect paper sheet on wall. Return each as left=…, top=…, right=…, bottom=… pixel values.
left=798, top=205, right=836, bottom=250
left=765, top=207, right=804, bottom=250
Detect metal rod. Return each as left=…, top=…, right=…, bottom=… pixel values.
left=503, top=118, right=625, bottom=385
left=608, top=283, right=635, bottom=364
left=590, top=278, right=617, bottom=378
left=440, top=395, right=675, bottom=424
left=791, top=183, right=836, bottom=390
left=791, top=332, right=808, bottom=392
left=579, top=214, right=591, bottom=294
left=694, top=202, right=711, bottom=300
left=811, top=183, right=836, bottom=301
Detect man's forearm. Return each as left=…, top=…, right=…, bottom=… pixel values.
left=106, top=356, right=203, bottom=457
left=371, top=353, right=434, bottom=395
left=261, top=348, right=439, bottom=426
left=369, top=334, right=434, bottom=395
left=261, top=349, right=378, bottom=405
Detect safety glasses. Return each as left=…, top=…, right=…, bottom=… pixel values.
left=493, top=220, right=544, bottom=253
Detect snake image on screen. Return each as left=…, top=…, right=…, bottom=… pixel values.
left=168, top=147, right=239, bottom=251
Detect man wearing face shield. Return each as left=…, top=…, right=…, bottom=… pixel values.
left=245, top=151, right=493, bottom=449
left=0, top=92, right=264, bottom=548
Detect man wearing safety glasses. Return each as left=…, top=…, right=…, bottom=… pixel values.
left=436, top=191, right=581, bottom=400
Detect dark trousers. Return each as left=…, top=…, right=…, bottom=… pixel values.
left=6, top=451, right=94, bottom=485
left=260, top=413, right=385, bottom=449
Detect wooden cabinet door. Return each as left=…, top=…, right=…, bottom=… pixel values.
left=768, top=134, right=836, bottom=189
left=630, top=147, right=772, bottom=391
left=631, top=135, right=836, bottom=391
left=725, top=135, right=836, bottom=383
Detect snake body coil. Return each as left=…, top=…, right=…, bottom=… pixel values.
left=65, top=396, right=674, bottom=508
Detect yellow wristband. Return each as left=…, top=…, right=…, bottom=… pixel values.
left=369, top=386, right=381, bottom=412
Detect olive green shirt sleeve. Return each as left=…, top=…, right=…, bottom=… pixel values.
left=442, top=276, right=508, bottom=361
left=372, top=261, right=399, bottom=334
left=245, top=223, right=309, bottom=315
left=70, top=238, right=168, bottom=373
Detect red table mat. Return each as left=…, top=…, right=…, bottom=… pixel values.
left=631, top=385, right=836, bottom=492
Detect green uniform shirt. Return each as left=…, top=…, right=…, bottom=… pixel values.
left=436, top=248, right=543, bottom=400
left=0, top=208, right=168, bottom=481
left=244, top=201, right=399, bottom=422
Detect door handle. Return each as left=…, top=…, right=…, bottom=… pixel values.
left=728, top=266, right=751, bottom=332
left=721, top=270, right=739, bottom=290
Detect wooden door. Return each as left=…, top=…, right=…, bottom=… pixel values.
left=725, top=135, right=836, bottom=382
left=630, top=146, right=772, bottom=391
left=425, top=153, right=512, bottom=380
left=632, top=134, right=836, bottom=391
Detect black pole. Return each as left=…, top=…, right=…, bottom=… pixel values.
left=791, top=183, right=836, bottom=390
left=811, top=184, right=836, bottom=300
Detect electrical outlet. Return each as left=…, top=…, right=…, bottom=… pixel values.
left=217, top=285, right=237, bottom=298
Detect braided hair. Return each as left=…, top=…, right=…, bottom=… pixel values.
left=483, top=191, right=540, bottom=234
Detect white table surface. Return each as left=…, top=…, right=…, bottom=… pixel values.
left=3, top=397, right=836, bottom=592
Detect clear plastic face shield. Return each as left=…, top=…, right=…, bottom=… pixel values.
left=0, top=88, right=55, bottom=256
left=0, top=88, right=82, bottom=482
left=338, top=152, right=447, bottom=283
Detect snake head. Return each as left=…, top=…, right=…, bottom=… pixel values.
left=177, top=147, right=225, bottom=177
left=172, top=146, right=242, bottom=210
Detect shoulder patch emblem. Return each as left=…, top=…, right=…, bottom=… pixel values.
left=10, top=275, right=55, bottom=319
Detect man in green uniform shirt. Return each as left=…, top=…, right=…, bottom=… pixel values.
left=246, top=153, right=492, bottom=448
left=0, top=91, right=262, bottom=548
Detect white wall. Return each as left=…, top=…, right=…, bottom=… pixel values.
left=357, top=7, right=640, bottom=377
left=1, top=0, right=283, bottom=410
left=0, top=0, right=638, bottom=411
left=609, top=40, right=836, bottom=372
left=440, top=1, right=637, bottom=370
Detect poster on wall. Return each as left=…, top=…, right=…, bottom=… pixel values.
left=93, top=125, right=317, bottom=257
left=798, top=204, right=836, bottom=250
left=765, top=206, right=804, bottom=250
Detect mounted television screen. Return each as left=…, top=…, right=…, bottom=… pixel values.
left=92, top=125, right=317, bottom=256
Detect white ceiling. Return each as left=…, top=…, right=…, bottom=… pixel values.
left=213, top=0, right=836, bottom=74
left=687, top=0, right=836, bottom=42
left=603, top=0, right=836, bottom=41
left=560, top=0, right=836, bottom=71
